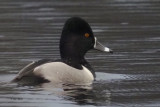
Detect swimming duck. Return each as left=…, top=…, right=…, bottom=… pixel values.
left=12, top=17, right=113, bottom=84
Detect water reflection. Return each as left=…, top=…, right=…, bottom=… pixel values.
left=41, top=83, right=97, bottom=105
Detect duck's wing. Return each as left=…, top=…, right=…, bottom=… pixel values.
left=12, top=59, right=54, bottom=82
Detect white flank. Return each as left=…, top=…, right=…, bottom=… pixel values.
left=33, top=62, right=94, bottom=84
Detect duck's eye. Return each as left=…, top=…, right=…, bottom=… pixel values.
left=84, top=33, right=90, bottom=38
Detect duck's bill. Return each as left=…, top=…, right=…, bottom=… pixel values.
left=94, top=37, right=113, bottom=53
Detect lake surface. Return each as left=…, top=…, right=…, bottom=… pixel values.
left=0, top=0, right=160, bottom=106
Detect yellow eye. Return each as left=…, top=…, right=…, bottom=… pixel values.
left=84, top=33, right=90, bottom=38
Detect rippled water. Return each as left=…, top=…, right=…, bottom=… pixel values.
left=0, top=0, right=160, bottom=106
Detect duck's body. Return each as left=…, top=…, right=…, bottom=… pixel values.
left=13, top=59, right=95, bottom=84
left=12, top=17, right=113, bottom=84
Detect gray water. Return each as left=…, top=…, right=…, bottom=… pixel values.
left=0, top=0, right=160, bottom=107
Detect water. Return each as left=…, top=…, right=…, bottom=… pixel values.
left=0, top=0, right=160, bottom=106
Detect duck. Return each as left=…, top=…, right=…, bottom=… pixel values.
left=12, top=17, right=113, bottom=85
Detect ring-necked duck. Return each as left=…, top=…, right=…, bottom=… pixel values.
left=12, top=17, right=113, bottom=84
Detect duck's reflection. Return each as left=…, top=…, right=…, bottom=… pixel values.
left=41, top=81, right=111, bottom=106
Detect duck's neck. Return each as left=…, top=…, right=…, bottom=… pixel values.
left=61, top=56, right=85, bottom=69
left=60, top=40, right=85, bottom=63
left=60, top=49, right=86, bottom=69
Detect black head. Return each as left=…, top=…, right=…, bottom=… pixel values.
left=60, top=17, right=95, bottom=61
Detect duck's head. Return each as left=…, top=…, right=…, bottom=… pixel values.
left=60, top=17, right=113, bottom=61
